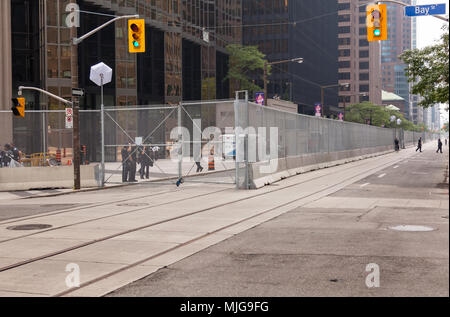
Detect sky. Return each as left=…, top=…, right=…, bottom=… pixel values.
left=415, top=0, right=449, bottom=125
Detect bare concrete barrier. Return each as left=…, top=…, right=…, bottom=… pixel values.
left=249, top=145, right=394, bottom=189
left=0, top=165, right=101, bottom=191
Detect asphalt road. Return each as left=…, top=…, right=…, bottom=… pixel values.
left=108, top=144, right=449, bottom=297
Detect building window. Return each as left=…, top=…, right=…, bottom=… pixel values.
left=339, top=49, right=351, bottom=57
left=359, top=62, right=369, bottom=69
left=360, top=85, right=369, bottom=92
left=338, top=3, right=351, bottom=10
left=338, top=38, right=351, bottom=45
left=338, top=61, right=351, bottom=68
left=338, top=26, right=351, bottom=34
left=360, top=73, right=369, bottom=81
left=339, top=72, right=351, bottom=80
left=359, top=50, right=369, bottom=58
left=359, top=39, right=369, bottom=47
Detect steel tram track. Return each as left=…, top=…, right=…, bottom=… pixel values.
left=53, top=152, right=411, bottom=297
left=0, top=151, right=409, bottom=276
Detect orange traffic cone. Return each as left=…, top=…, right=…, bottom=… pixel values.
left=67, top=159, right=72, bottom=166
left=208, top=147, right=215, bottom=171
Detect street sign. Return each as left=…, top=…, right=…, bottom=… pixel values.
left=72, top=88, right=84, bottom=97
left=405, top=4, right=446, bottom=17
left=315, top=103, right=322, bottom=117
left=255, top=92, right=265, bottom=105
left=65, top=107, right=73, bottom=117
left=65, top=116, right=73, bottom=129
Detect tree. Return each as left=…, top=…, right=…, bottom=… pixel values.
left=345, top=102, right=421, bottom=131
left=400, top=26, right=449, bottom=109
left=442, top=121, right=449, bottom=133
left=225, top=44, right=270, bottom=97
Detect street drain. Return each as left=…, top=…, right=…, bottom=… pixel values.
left=116, top=203, right=149, bottom=207
left=7, top=224, right=52, bottom=231
left=389, top=225, right=435, bottom=232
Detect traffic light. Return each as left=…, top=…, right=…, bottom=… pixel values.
left=128, top=19, right=146, bottom=53
left=367, top=4, right=387, bottom=42
left=11, top=98, right=25, bottom=118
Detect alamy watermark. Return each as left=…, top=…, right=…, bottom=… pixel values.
left=65, top=263, right=80, bottom=288
left=65, top=3, right=80, bottom=28
left=365, top=263, right=380, bottom=288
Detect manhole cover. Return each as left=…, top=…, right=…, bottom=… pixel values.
left=116, top=203, right=149, bottom=207
left=389, top=225, right=435, bottom=232
left=7, top=224, right=52, bottom=231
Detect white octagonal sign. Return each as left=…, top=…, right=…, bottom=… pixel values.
left=90, top=62, right=113, bottom=86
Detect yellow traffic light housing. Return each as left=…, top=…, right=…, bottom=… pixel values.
left=11, top=98, right=25, bottom=118
left=367, top=4, right=387, bottom=42
left=128, top=19, right=146, bottom=53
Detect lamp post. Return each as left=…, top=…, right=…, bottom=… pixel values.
left=320, top=83, right=349, bottom=117
left=68, top=0, right=138, bottom=189
left=264, top=57, right=303, bottom=106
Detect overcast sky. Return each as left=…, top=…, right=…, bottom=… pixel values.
left=415, top=0, right=449, bottom=124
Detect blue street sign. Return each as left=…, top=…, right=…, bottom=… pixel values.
left=405, top=4, right=446, bottom=17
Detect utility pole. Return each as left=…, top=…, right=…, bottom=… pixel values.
left=67, top=0, right=138, bottom=190
left=70, top=0, right=81, bottom=190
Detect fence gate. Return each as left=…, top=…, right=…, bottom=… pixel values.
left=101, top=101, right=242, bottom=186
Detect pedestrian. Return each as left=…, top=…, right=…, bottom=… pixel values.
left=2, top=144, right=12, bottom=167
left=415, top=137, right=422, bottom=152
left=394, top=137, right=400, bottom=152
left=128, top=145, right=138, bottom=182
left=436, top=139, right=443, bottom=154
left=445, top=139, right=448, bottom=146
left=121, top=145, right=129, bottom=183
left=139, top=146, right=151, bottom=180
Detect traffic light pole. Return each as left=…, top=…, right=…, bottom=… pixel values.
left=374, top=0, right=449, bottom=22
left=68, top=0, right=138, bottom=189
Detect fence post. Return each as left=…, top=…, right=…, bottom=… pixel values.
left=178, top=102, right=182, bottom=180
left=101, top=103, right=105, bottom=187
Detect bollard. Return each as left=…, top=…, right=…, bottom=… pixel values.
left=56, top=149, right=62, bottom=165
left=208, top=147, right=215, bottom=171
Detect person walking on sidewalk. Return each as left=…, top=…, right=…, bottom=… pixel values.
left=436, top=139, right=443, bottom=154
left=394, top=137, right=400, bottom=152
left=416, top=137, right=422, bottom=152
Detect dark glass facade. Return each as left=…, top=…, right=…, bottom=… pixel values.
left=9, top=0, right=242, bottom=161
left=243, top=0, right=339, bottom=115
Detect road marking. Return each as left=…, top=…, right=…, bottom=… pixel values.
left=393, top=165, right=399, bottom=169
left=360, top=183, right=370, bottom=188
left=378, top=173, right=386, bottom=178
left=412, top=172, right=428, bottom=175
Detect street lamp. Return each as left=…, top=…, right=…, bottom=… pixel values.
left=264, top=57, right=303, bottom=106
left=321, top=83, right=349, bottom=117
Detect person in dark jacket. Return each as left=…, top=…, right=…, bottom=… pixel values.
left=436, top=139, right=443, bottom=153
left=128, top=145, right=138, bottom=182
left=139, top=146, right=151, bottom=179
left=394, top=138, right=400, bottom=151
left=415, top=137, right=422, bottom=152
left=121, top=146, right=129, bottom=183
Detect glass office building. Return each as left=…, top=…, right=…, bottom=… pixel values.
left=243, top=0, right=339, bottom=116
left=3, top=0, right=242, bottom=157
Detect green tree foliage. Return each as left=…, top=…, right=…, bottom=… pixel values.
left=400, top=26, right=449, bottom=109
left=225, top=44, right=270, bottom=97
left=442, top=121, right=449, bottom=133
left=345, top=102, right=422, bottom=131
